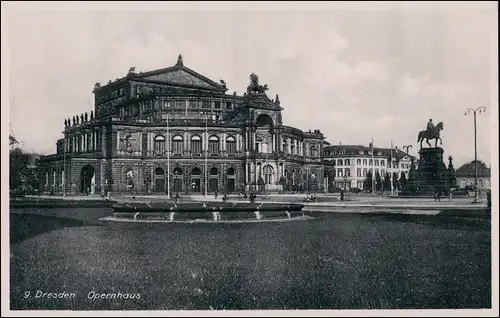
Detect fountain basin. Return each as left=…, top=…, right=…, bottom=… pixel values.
left=109, top=202, right=306, bottom=222
left=112, top=202, right=304, bottom=213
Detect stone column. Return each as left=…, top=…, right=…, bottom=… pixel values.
left=150, top=165, right=154, bottom=191
left=116, top=130, right=121, bottom=155
left=100, top=159, right=105, bottom=194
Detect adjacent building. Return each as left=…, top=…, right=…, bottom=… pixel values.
left=455, top=160, right=491, bottom=190
left=323, top=144, right=416, bottom=190
left=39, top=55, right=334, bottom=195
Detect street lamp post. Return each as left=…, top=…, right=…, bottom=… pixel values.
left=465, top=107, right=486, bottom=203
left=402, top=145, right=412, bottom=155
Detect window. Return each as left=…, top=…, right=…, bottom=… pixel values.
left=338, top=169, right=343, bottom=177
left=394, top=163, right=399, bottom=169
left=363, top=159, right=367, bottom=165
left=381, top=161, right=385, bottom=166
left=226, top=101, right=232, bottom=110
left=283, top=139, right=288, bottom=153
left=214, top=101, right=221, bottom=109
left=189, top=100, right=198, bottom=108
left=202, top=100, right=210, bottom=108
left=357, top=159, right=361, bottom=165
left=263, top=165, right=274, bottom=184
left=388, top=162, right=392, bottom=168
left=172, top=135, right=183, bottom=154
left=191, top=135, right=202, bottom=155
left=338, top=159, right=343, bottom=166
left=363, top=169, right=367, bottom=177
left=45, top=171, right=48, bottom=186
left=375, top=160, right=379, bottom=166
left=154, top=135, right=165, bottom=155
left=345, top=159, right=350, bottom=165
left=175, top=100, right=184, bottom=108
left=369, top=159, right=373, bottom=166
left=226, top=136, right=236, bottom=155
left=357, top=169, right=362, bottom=177
left=345, top=169, right=350, bottom=177
left=208, top=135, right=219, bottom=154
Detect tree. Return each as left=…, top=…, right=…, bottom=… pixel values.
left=375, top=171, right=382, bottom=191
left=399, top=172, right=408, bottom=191
left=392, top=172, right=400, bottom=190
left=383, top=173, right=391, bottom=191
left=364, top=171, right=373, bottom=192
left=9, top=135, right=39, bottom=192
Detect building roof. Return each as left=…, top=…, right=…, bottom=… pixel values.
left=324, top=144, right=415, bottom=161
left=455, top=160, right=491, bottom=178
left=95, top=54, right=227, bottom=93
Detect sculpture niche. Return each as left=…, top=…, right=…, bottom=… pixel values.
left=417, top=118, right=444, bottom=148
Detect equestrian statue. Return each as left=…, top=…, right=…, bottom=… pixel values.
left=417, top=118, right=443, bottom=148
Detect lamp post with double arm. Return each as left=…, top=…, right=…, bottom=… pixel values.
left=464, top=107, right=487, bottom=204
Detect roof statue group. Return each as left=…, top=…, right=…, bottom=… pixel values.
left=418, top=118, right=444, bottom=149
left=64, top=111, right=93, bottom=127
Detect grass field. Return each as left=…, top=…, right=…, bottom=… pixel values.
left=9, top=208, right=491, bottom=310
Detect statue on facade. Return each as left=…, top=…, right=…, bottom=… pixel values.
left=128, top=67, right=136, bottom=75
left=80, top=114, right=84, bottom=123
left=417, top=119, right=444, bottom=148
left=219, top=79, right=226, bottom=88
left=90, top=111, right=94, bottom=120
left=76, top=116, right=79, bottom=125
left=84, top=112, right=88, bottom=122
left=246, top=73, right=269, bottom=94
left=94, top=82, right=101, bottom=90
left=72, top=116, right=76, bottom=125
left=275, top=94, right=280, bottom=105
left=64, top=119, right=67, bottom=127
left=176, top=54, right=184, bottom=66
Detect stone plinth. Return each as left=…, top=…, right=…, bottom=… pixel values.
left=413, top=147, right=448, bottom=195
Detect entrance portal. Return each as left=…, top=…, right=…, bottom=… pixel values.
left=80, top=165, right=96, bottom=195
left=154, top=167, right=165, bottom=193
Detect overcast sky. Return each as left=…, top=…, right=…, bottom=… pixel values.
left=3, top=1, right=498, bottom=168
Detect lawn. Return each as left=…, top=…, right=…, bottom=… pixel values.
left=9, top=208, right=491, bottom=310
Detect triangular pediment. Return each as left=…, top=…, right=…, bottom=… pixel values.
left=139, top=66, right=225, bottom=91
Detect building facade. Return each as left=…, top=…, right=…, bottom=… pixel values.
left=39, top=55, right=335, bottom=195
left=455, top=160, right=491, bottom=190
left=323, top=144, right=415, bottom=190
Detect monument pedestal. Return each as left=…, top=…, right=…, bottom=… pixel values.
left=414, top=147, right=448, bottom=195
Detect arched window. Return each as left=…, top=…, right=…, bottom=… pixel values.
left=173, top=167, right=183, bottom=176
left=345, top=159, right=350, bottom=166
left=369, top=159, right=373, bottom=166
left=210, top=167, right=218, bottom=176
left=226, top=136, right=236, bottom=155
left=338, top=159, right=343, bottom=166
left=381, top=160, right=385, bottom=166
left=363, top=159, right=367, bottom=165
left=283, top=139, right=288, bottom=153
left=357, top=159, right=361, bottom=165
left=172, top=135, right=183, bottom=154
left=192, top=167, right=201, bottom=176
left=227, top=168, right=235, bottom=176
left=208, top=135, right=219, bottom=154
left=263, top=165, right=274, bottom=184
left=375, top=160, right=379, bottom=166
left=154, top=135, right=165, bottom=156
left=191, top=135, right=202, bottom=155
left=388, top=162, right=392, bottom=168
